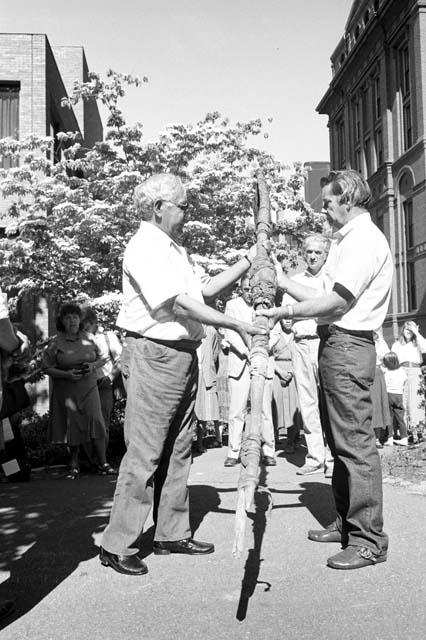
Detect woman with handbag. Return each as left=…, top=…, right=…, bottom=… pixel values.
left=43, top=302, right=117, bottom=479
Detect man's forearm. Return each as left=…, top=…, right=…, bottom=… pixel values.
left=202, top=257, right=250, bottom=301
left=173, top=294, right=243, bottom=332
left=281, top=292, right=349, bottom=321
left=278, top=276, right=318, bottom=302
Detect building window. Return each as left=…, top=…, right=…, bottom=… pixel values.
left=372, top=76, right=381, bottom=120
left=398, top=44, right=412, bottom=151
left=336, top=119, right=345, bottom=168
left=375, top=129, right=383, bottom=167
left=353, top=99, right=361, bottom=142
left=0, top=82, right=20, bottom=169
left=400, top=46, right=410, bottom=96
left=362, top=87, right=370, bottom=133
left=364, top=137, right=371, bottom=176
left=355, top=148, right=362, bottom=173
left=407, top=261, right=417, bottom=311
left=403, top=102, right=412, bottom=150
left=403, top=199, right=414, bottom=249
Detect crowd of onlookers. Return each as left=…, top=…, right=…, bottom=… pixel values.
left=1, top=296, right=425, bottom=483
left=193, top=316, right=426, bottom=465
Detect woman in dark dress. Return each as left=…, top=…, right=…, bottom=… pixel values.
left=43, top=303, right=116, bottom=479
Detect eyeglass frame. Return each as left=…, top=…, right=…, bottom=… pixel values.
left=157, top=199, right=189, bottom=212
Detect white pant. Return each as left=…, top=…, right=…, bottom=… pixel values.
left=227, top=367, right=275, bottom=459
left=291, top=338, right=333, bottom=467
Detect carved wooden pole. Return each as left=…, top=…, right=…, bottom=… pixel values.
left=233, top=171, right=277, bottom=558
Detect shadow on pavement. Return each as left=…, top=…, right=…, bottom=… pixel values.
left=235, top=469, right=336, bottom=622
left=0, top=472, right=114, bottom=631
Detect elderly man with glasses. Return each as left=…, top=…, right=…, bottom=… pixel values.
left=100, top=173, right=265, bottom=576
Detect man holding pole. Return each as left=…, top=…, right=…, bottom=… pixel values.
left=100, top=173, right=265, bottom=576
left=258, top=170, right=393, bottom=570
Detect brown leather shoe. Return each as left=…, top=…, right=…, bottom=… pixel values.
left=308, top=523, right=342, bottom=543
left=153, top=538, right=214, bottom=555
left=99, top=547, right=148, bottom=575
left=327, top=545, right=387, bottom=570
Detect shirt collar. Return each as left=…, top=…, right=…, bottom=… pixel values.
left=333, top=211, right=371, bottom=241
left=139, top=220, right=182, bottom=251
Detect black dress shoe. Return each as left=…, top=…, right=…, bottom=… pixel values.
left=327, top=545, right=387, bottom=570
left=263, top=456, right=277, bottom=466
left=99, top=547, right=148, bottom=575
left=153, top=538, right=215, bottom=555
left=308, top=523, right=342, bottom=543
left=224, top=457, right=238, bottom=467
left=0, top=599, right=15, bottom=621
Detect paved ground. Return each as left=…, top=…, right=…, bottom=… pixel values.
left=1, top=442, right=425, bottom=640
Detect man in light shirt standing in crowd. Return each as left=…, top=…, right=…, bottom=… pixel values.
left=258, top=170, right=393, bottom=570
left=281, top=234, right=334, bottom=477
left=100, top=173, right=265, bottom=576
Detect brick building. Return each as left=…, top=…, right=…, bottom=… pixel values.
left=317, top=0, right=426, bottom=340
left=0, top=33, right=103, bottom=411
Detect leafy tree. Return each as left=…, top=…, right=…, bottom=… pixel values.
left=0, top=70, right=325, bottom=320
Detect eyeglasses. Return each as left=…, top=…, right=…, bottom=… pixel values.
left=161, top=199, right=189, bottom=212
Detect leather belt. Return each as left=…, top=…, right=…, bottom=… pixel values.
left=294, top=335, right=319, bottom=341
left=400, top=361, right=420, bottom=368
left=125, top=331, right=200, bottom=352
left=317, top=324, right=374, bottom=341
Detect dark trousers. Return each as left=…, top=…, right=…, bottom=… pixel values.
left=318, top=327, right=388, bottom=555
left=102, top=337, right=198, bottom=556
left=388, top=392, right=408, bottom=438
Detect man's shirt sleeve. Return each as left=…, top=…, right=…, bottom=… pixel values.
left=125, top=243, right=187, bottom=311
left=332, top=232, right=378, bottom=302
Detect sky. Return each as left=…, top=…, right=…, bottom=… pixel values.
left=2, top=0, right=355, bottom=163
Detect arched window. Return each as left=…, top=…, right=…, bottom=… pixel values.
left=399, top=171, right=416, bottom=311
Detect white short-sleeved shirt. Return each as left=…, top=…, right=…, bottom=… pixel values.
left=320, top=212, right=393, bottom=331
left=283, top=269, right=323, bottom=338
left=383, top=368, right=407, bottom=395
left=116, top=222, right=207, bottom=341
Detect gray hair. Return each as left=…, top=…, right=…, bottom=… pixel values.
left=302, top=233, right=330, bottom=254
left=320, top=169, right=371, bottom=208
left=134, top=173, right=185, bottom=221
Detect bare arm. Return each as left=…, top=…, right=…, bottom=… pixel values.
left=202, top=257, right=251, bottom=302
left=257, top=291, right=350, bottom=328
left=172, top=294, right=266, bottom=347
left=44, top=366, right=83, bottom=381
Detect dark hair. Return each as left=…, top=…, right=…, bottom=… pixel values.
left=82, top=307, right=98, bottom=326
left=320, top=169, right=371, bottom=208
left=56, top=302, right=83, bottom=332
left=382, top=351, right=400, bottom=371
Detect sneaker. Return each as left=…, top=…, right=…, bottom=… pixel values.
left=296, top=462, right=324, bottom=476
left=383, top=439, right=394, bottom=447
left=394, top=437, right=408, bottom=446
left=375, top=439, right=384, bottom=449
